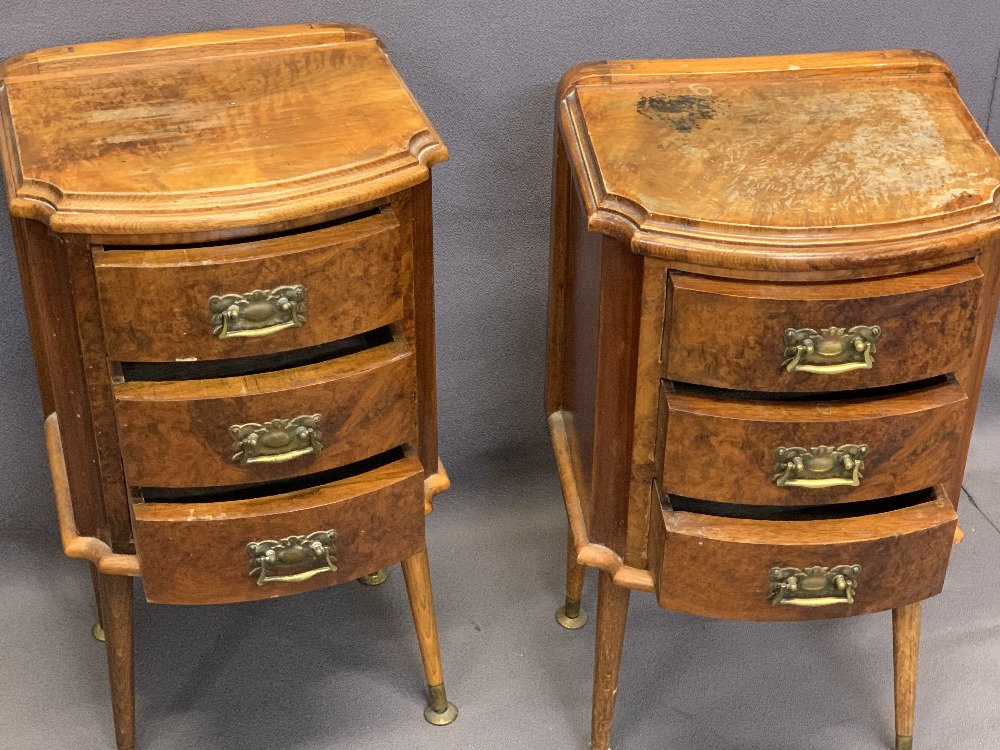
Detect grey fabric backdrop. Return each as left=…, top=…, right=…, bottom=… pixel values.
left=0, top=2, right=998, bottom=749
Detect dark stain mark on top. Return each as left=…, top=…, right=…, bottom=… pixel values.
left=637, top=94, right=719, bottom=132
left=941, top=190, right=981, bottom=212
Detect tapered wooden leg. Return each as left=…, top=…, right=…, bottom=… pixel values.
left=557, top=527, right=588, bottom=629
left=401, top=547, right=457, bottom=726
left=893, top=602, right=921, bottom=750
left=591, top=570, right=631, bottom=750
left=98, top=573, right=135, bottom=750
left=89, top=563, right=106, bottom=642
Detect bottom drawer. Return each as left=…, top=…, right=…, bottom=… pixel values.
left=649, top=486, right=957, bottom=621
left=132, top=455, right=425, bottom=604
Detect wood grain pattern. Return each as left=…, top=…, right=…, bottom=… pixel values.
left=408, top=178, right=441, bottom=480
left=893, top=602, right=921, bottom=744
left=667, top=262, right=983, bottom=392
left=590, top=570, right=630, bottom=750
left=401, top=547, right=445, bottom=687
left=65, top=234, right=135, bottom=548
left=94, top=208, right=403, bottom=362
left=588, top=237, right=644, bottom=553
left=45, top=413, right=138, bottom=575
left=0, top=25, right=447, bottom=236
left=661, top=379, right=967, bottom=506
left=557, top=51, right=1000, bottom=270
left=114, top=337, right=416, bottom=488
left=8, top=217, right=55, bottom=414
left=624, top=257, right=668, bottom=567
left=132, top=456, right=425, bottom=604
left=563, top=526, right=587, bottom=608
left=946, top=244, right=1000, bottom=504
left=649, top=486, right=956, bottom=621
left=97, top=572, right=134, bottom=750
left=547, top=172, right=605, bottom=528
left=19, top=222, right=110, bottom=540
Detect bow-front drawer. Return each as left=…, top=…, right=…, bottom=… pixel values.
left=113, top=334, right=416, bottom=488
left=131, top=454, right=426, bottom=605
left=648, top=484, right=957, bottom=621
left=94, top=207, right=404, bottom=362
left=659, top=378, right=966, bottom=506
left=665, top=262, right=982, bottom=392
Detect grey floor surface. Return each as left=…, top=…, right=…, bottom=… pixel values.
left=1, top=434, right=999, bottom=750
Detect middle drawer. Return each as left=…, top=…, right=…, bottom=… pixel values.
left=659, top=378, right=967, bottom=506
left=114, top=335, right=417, bottom=488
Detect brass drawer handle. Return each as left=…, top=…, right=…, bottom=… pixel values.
left=774, top=444, right=868, bottom=488
left=209, top=285, right=306, bottom=339
left=230, top=415, right=322, bottom=466
left=247, top=530, right=337, bottom=585
left=769, top=565, right=860, bottom=607
left=783, top=326, right=880, bottom=374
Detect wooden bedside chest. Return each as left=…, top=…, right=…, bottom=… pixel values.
left=0, top=24, right=457, bottom=750
left=546, top=50, right=1000, bottom=750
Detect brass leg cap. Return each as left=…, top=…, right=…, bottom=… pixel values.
left=92, top=622, right=106, bottom=642
left=556, top=604, right=588, bottom=630
left=424, top=701, right=458, bottom=726
left=896, top=736, right=913, bottom=750
left=357, top=569, right=389, bottom=586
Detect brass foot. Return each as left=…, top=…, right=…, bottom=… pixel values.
left=423, top=683, right=458, bottom=726
left=896, top=736, right=913, bottom=750
left=357, top=569, right=389, bottom=586
left=92, top=622, right=106, bottom=642
left=556, top=598, right=588, bottom=630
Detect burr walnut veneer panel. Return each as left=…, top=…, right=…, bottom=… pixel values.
left=666, top=262, right=983, bottom=392
left=649, top=486, right=958, bottom=621
left=95, top=208, right=404, bottom=362
left=114, top=338, right=417, bottom=488
left=660, top=378, right=967, bottom=506
left=133, top=456, right=426, bottom=605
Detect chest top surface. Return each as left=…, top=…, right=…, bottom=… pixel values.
left=559, top=50, right=1000, bottom=264
left=0, top=24, right=447, bottom=235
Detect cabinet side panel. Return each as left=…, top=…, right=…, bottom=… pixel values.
left=588, top=236, right=644, bottom=552
left=19, top=222, right=108, bottom=538
left=9, top=217, right=55, bottom=414
left=67, top=236, right=131, bottom=548
left=550, top=174, right=603, bottom=525
left=951, top=236, right=1000, bottom=504
left=624, top=259, right=668, bottom=568
left=408, top=178, right=440, bottom=476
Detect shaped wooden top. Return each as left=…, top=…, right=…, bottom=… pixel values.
left=0, top=24, right=447, bottom=236
left=558, top=51, right=1000, bottom=262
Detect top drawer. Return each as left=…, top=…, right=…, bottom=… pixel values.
left=666, top=262, right=982, bottom=392
left=94, top=208, right=404, bottom=362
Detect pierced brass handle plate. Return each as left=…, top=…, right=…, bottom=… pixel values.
left=774, top=444, right=868, bottom=488
left=247, top=530, right=337, bottom=585
left=769, top=565, right=860, bottom=607
left=783, top=326, right=880, bottom=374
left=230, top=415, right=322, bottom=466
left=209, top=285, right=306, bottom=339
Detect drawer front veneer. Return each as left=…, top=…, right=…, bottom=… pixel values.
left=649, top=486, right=957, bottom=621
left=95, top=209, right=404, bottom=362
left=660, top=379, right=967, bottom=506
left=132, top=456, right=426, bottom=604
left=114, top=339, right=416, bottom=488
left=666, top=262, right=983, bottom=392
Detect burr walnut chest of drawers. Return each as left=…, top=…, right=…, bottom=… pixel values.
left=0, top=24, right=457, bottom=750
left=546, top=51, right=1000, bottom=750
